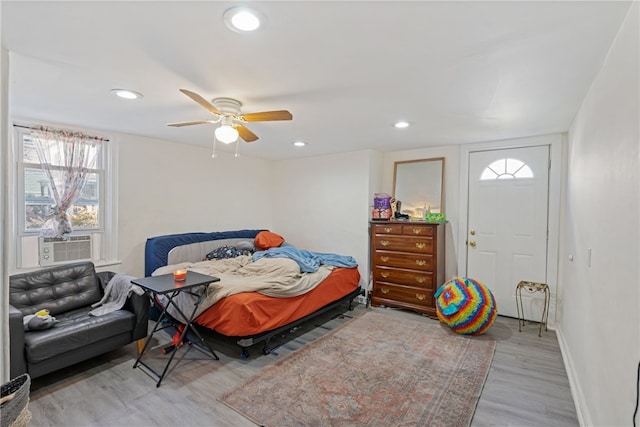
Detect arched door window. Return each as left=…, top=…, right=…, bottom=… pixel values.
left=480, top=158, right=534, bottom=180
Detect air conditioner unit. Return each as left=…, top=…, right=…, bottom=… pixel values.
left=39, top=235, right=92, bottom=266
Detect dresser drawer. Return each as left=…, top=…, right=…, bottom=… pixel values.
left=373, top=267, right=433, bottom=287
left=373, top=224, right=403, bottom=235
left=374, top=235, right=434, bottom=254
left=401, top=225, right=434, bottom=237
left=374, top=251, right=433, bottom=271
left=372, top=283, right=433, bottom=307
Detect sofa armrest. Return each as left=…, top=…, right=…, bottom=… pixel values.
left=95, top=271, right=116, bottom=293
left=95, top=271, right=149, bottom=340
left=125, top=291, right=150, bottom=341
left=9, top=305, right=27, bottom=378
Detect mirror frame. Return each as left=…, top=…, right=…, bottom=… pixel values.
left=393, top=157, right=445, bottom=219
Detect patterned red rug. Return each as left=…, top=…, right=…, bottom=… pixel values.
left=220, top=309, right=496, bottom=427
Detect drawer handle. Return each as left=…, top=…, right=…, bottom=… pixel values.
left=381, top=256, right=390, bottom=262
left=381, top=240, right=390, bottom=246
left=381, top=272, right=389, bottom=278
left=416, top=293, right=426, bottom=301
left=415, top=242, right=426, bottom=249
left=416, top=277, right=426, bottom=283
left=415, top=260, right=426, bottom=266
left=412, top=228, right=422, bottom=234
left=381, top=288, right=389, bottom=294
left=384, top=227, right=393, bottom=233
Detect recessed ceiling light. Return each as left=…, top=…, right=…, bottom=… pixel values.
left=394, top=121, right=410, bottom=129
left=224, top=7, right=263, bottom=32
left=111, top=89, right=143, bottom=100
left=293, top=141, right=306, bottom=147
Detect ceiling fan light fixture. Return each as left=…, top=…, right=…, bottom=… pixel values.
left=111, top=89, right=143, bottom=100
left=224, top=7, right=263, bottom=32
left=215, top=124, right=239, bottom=144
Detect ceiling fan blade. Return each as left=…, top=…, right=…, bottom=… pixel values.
left=179, top=89, right=221, bottom=116
left=235, top=124, right=259, bottom=142
left=241, top=110, right=293, bottom=122
left=167, top=120, right=212, bottom=127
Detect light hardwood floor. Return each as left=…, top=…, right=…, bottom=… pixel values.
left=26, top=304, right=578, bottom=427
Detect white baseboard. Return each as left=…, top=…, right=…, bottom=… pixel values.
left=555, top=325, right=592, bottom=426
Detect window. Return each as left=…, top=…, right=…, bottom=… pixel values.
left=21, top=136, right=102, bottom=232
left=17, top=126, right=104, bottom=234
left=14, top=123, right=116, bottom=268
left=480, top=158, right=534, bottom=180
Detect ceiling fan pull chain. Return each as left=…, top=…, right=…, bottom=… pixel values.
left=234, top=140, right=240, bottom=158
left=211, top=132, right=217, bottom=158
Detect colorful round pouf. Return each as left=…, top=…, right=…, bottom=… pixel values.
left=434, top=277, right=497, bottom=335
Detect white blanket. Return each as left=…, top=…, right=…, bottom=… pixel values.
left=153, top=255, right=333, bottom=323
left=90, top=273, right=144, bottom=316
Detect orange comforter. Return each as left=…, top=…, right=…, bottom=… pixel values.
left=195, top=267, right=360, bottom=337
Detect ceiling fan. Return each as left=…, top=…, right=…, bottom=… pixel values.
left=167, top=89, right=293, bottom=144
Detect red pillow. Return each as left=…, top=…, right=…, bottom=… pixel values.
left=254, top=231, right=285, bottom=250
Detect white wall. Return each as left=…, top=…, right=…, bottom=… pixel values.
left=382, top=145, right=461, bottom=279
left=116, top=134, right=274, bottom=276
left=559, top=3, right=639, bottom=426
left=271, top=150, right=374, bottom=287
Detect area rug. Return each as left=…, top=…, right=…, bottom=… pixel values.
left=220, top=310, right=496, bottom=427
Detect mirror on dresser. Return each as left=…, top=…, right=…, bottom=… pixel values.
left=393, top=157, right=445, bottom=220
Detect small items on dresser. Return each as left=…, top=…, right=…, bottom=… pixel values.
left=370, top=221, right=445, bottom=317
left=371, top=193, right=393, bottom=220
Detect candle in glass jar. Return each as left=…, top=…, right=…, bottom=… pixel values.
left=173, top=269, right=187, bottom=281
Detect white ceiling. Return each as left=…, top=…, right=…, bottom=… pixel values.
left=1, top=1, right=632, bottom=160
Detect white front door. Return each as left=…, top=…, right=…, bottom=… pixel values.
left=466, top=146, right=550, bottom=319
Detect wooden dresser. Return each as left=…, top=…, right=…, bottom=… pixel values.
left=370, top=221, right=445, bottom=317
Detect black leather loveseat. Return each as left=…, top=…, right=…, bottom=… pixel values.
left=9, top=262, right=149, bottom=379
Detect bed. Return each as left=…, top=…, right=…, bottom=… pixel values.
left=144, top=229, right=363, bottom=358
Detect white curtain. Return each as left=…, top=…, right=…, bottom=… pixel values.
left=32, top=127, right=104, bottom=238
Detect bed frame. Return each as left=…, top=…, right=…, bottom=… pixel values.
left=144, top=229, right=363, bottom=358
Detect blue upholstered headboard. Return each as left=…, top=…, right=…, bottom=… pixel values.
left=144, top=229, right=264, bottom=276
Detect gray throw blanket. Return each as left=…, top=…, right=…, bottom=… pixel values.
left=90, top=273, right=144, bottom=316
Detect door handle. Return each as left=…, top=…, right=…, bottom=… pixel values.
left=469, top=240, right=477, bottom=247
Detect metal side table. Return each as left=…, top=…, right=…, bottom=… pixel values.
left=132, top=271, right=220, bottom=387
left=515, top=280, right=550, bottom=337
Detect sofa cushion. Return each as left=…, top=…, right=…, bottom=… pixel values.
left=24, top=306, right=135, bottom=364
left=10, top=262, right=102, bottom=317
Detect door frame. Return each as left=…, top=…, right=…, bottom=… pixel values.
left=457, top=133, right=564, bottom=324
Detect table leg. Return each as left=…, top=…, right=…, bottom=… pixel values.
left=133, top=295, right=172, bottom=370
left=152, top=288, right=219, bottom=387
left=515, top=285, right=526, bottom=332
